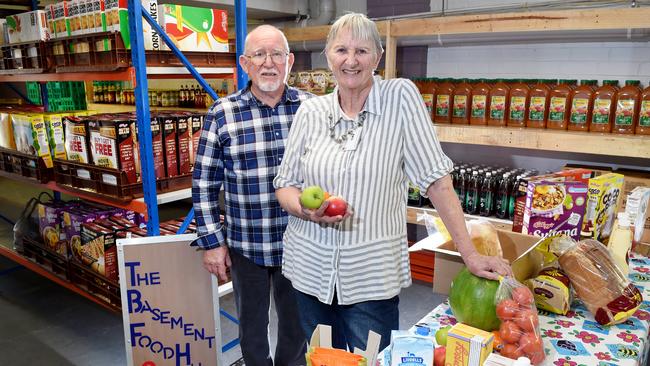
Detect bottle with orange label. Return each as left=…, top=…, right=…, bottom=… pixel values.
left=547, top=79, right=573, bottom=130
left=469, top=78, right=491, bottom=125
left=526, top=79, right=551, bottom=128
left=507, top=79, right=529, bottom=128
left=487, top=79, right=509, bottom=127
left=635, top=81, right=650, bottom=135
left=613, top=80, right=642, bottom=134
left=434, top=78, right=453, bottom=124
left=590, top=80, right=619, bottom=133
left=452, top=78, right=472, bottom=124
left=421, top=78, right=437, bottom=121
left=567, top=80, right=597, bottom=132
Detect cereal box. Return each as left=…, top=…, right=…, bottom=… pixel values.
left=190, top=113, right=203, bottom=169
left=582, top=173, right=625, bottom=242
left=522, top=180, right=588, bottom=241
left=11, top=113, right=53, bottom=168
left=176, top=113, right=191, bottom=175
left=0, top=111, right=15, bottom=149
left=160, top=114, right=179, bottom=177
left=446, top=323, right=494, bottom=366
left=37, top=201, right=68, bottom=256
left=80, top=222, right=118, bottom=279
left=88, top=117, right=138, bottom=184
left=44, top=113, right=66, bottom=160
left=63, top=115, right=91, bottom=163
left=64, top=206, right=100, bottom=262
left=159, top=4, right=228, bottom=52
left=6, top=10, right=50, bottom=44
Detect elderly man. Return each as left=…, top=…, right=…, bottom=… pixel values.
left=192, top=25, right=312, bottom=365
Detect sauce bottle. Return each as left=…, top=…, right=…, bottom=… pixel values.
left=590, top=80, right=619, bottom=133
left=526, top=79, right=551, bottom=128
left=434, top=78, right=453, bottom=124
left=507, top=80, right=529, bottom=128
left=636, top=81, right=650, bottom=135
left=613, top=80, right=642, bottom=134
left=470, top=78, right=491, bottom=125
left=421, top=78, right=437, bottom=121
left=547, top=79, right=573, bottom=130
left=567, top=80, right=596, bottom=132
left=479, top=172, right=495, bottom=217
left=495, top=172, right=510, bottom=219
left=487, top=79, right=509, bottom=127
left=465, top=170, right=480, bottom=215
left=452, top=78, right=472, bottom=124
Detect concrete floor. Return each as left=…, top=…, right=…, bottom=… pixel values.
left=0, top=177, right=444, bottom=365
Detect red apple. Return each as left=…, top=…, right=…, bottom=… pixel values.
left=434, top=346, right=446, bottom=366
left=324, top=196, right=347, bottom=216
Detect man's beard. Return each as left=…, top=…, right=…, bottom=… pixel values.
left=257, top=78, right=283, bottom=92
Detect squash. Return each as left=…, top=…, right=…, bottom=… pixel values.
left=448, top=267, right=501, bottom=331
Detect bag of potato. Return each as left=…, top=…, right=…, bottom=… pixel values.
left=494, top=277, right=545, bottom=364
left=540, top=235, right=643, bottom=325
left=467, top=219, right=503, bottom=257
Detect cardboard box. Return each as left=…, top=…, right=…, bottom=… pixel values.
left=190, top=113, right=203, bottom=169
left=446, top=323, right=494, bottom=366
left=582, top=173, right=624, bottom=241
left=63, top=115, right=91, bottom=164
left=88, top=117, right=138, bottom=184
left=11, top=113, right=53, bottom=168
left=430, top=230, right=543, bottom=295
left=53, top=2, right=71, bottom=39
left=176, top=113, right=191, bottom=175
left=160, top=4, right=228, bottom=52
left=160, top=114, right=179, bottom=177
left=68, top=0, right=82, bottom=36
left=80, top=222, right=118, bottom=280
left=0, top=112, right=15, bottom=149
left=6, top=10, right=50, bottom=44
left=44, top=113, right=66, bottom=161
left=37, top=201, right=68, bottom=256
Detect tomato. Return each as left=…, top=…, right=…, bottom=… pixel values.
left=499, top=321, right=522, bottom=344
left=515, top=309, right=540, bottom=333
left=518, top=333, right=542, bottom=354
left=512, top=286, right=534, bottom=307
left=496, top=299, right=519, bottom=320
left=434, top=346, right=446, bottom=366
left=492, top=331, right=504, bottom=352
left=500, top=343, right=523, bottom=360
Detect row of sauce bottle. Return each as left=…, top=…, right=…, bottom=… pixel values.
left=408, top=164, right=537, bottom=221
left=414, top=78, right=650, bottom=135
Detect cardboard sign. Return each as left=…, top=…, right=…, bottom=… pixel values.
left=118, top=234, right=223, bottom=366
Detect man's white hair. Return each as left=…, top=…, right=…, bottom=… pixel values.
left=325, top=13, right=383, bottom=57
left=244, top=24, right=290, bottom=53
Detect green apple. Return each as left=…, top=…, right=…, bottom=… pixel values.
left=300, top=186, right=325, bottom=209
left=435, top=326, right=451, bottom=346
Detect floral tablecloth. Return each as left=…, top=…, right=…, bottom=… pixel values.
left=383, top=253, right=650, bottom=366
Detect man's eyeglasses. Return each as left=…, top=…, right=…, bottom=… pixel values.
left=245, top=50, right=289, bottom=66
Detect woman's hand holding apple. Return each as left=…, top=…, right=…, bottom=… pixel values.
left=299, top=186, right=351, bottom=223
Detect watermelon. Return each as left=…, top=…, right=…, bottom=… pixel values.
left=448, top=267, right=501, bottom=331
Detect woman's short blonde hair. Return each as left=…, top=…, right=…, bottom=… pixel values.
left=326, top=13, right=383, bottom=57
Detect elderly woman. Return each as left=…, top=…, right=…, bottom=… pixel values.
left=273, top=13, right=512, bottom=351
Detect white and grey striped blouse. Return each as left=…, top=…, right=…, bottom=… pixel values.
left=273, top=76, right=453, bottom=305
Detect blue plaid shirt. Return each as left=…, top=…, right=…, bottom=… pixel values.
left=191, top=84, right=313, bottom=266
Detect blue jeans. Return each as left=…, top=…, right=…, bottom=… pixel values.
left=295, top=290, right=399, bottom=352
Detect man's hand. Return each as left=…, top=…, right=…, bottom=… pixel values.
left=463, top=252, right=513, bottom=281
left=203, top=246, right=231, bottom=281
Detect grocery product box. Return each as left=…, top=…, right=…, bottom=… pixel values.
left=176, top=113, right=192, bottom=175
left=45, top=5, right=56, bottom=39
left=522, top=180, right=588, bottom=241
left=11, top=113, right=53, bottom=168
left=44, top=113, right=66, bottom=161
left=64, top=206, right=101, bottom=262
left=91, top=0, right=107, bottom=33
left=80, top=222, right=118, bottom=280
left=446, top=323, right=493, bottom=366
left=6, top=10, right=50, bottom=43
left=0, top=111, right=16, bottom=149
left=101, top=0, right=159, bottom=50
left=190, top=113, right=202, bottom=169
left=53, top=2, right=71, bottom=39
left=582, top=173, right=624, bottom=241
left=37, top=201, right=68, bottom=256
left=160, top=114, right=179, bottom=177
left=160, top=4, right=228, bottom=52
left=68, top=0, right=82, bottom=36
left=63, top=115, right=91, bottom=163
left=430, top=230, right=543, bottom=295
left=0, top=19, right=6, bottom=46
left=88, top=117, right=138, bottom=184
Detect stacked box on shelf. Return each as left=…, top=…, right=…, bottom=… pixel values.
left=26, top=82, right=42, bottom=105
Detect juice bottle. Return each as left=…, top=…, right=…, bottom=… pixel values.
left=526, top=79, right=551, bottom=128
left=613, top=80, right=642, bottom=134
left=434, top=78, right=453, bottom=124
left=636, top=81, right=650, bottom=135
left=508, top=79, right=529, bottom=128
left=470, top=78, right=491, bottom=125
left=590, top=80, right=619, bottom=133
left=487, top=79, right=509, bottom=127
left=567, top=80, right=596, bottom=132
left=547, top=79, right=573, bottom=130
left=452, top=78, right=472, bottom=124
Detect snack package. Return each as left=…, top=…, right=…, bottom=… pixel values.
left=467, top=219, right=503, bottom=257
left=307, top=347, right=366, bottom=366
left=388, top=331, right=434, bottom=366
left=539, top=235, right=643, bottom=325
left=525, top=267, right=572, bottom=315
left=494, top=277, right=545, bottom=364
